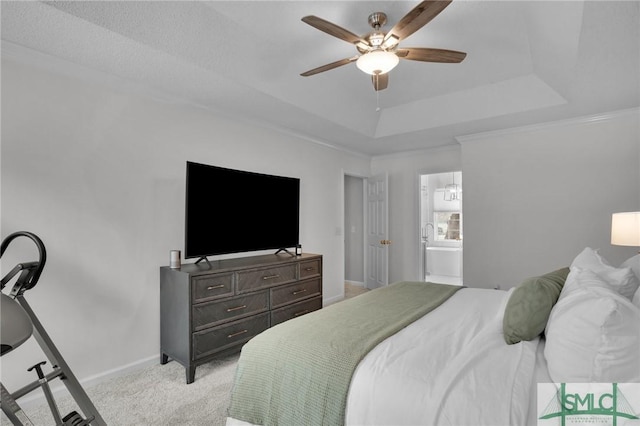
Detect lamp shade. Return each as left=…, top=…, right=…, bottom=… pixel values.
left=611, top=211, right=640, bottom=246
left=356, top=50, right=399, bottom=75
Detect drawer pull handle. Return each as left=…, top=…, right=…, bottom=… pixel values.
left=292, top=289, right=307, bottom=296
left=226, top=305, right=247, bottom=312
left=227, top=329, right=248, bottom=339
left=262, top=274, right=281, bottom=280
left=304, top=267, right=315, bottom=272
left=294, top=310, right=309, bottom=317
left=207, top=284, right=225, bottom=290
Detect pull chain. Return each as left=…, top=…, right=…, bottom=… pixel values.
left=376, top=74, right=381, bottom=112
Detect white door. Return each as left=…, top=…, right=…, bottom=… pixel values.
left=365, top=173, right=389, bottom=289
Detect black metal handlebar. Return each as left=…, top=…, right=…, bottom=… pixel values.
left=0, top=231, right=47, bottom=296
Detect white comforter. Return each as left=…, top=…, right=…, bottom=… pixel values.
left=228, top=287, right=546, bottom=426
left=345, top=287, right=541, bottom=426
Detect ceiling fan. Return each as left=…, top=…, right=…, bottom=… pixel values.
left=300, top=0, right=466, bottom=91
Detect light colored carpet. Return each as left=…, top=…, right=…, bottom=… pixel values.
left=344, top=282, right=369, bottom=298
left=14, top=286, right=369, bottom=425
left=12, top=354, right=239, bottom=426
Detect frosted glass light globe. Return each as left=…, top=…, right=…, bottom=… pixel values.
left=356, top=50, right=399, bottom=75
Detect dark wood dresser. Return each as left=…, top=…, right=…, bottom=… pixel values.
left=160, top=252, right=323, bottom=383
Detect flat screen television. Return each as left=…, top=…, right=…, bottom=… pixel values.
left=184, top=161, right=300, bottom=261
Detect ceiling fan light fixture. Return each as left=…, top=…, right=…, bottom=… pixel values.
left=356, top=50, right=399, bottom=75
left=382, top=35, right=399, bottom=49
left=300, top=1, right=465, bottom=91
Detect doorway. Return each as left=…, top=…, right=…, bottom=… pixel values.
left=344, top=172, right=389, bottom=293
left=344, top=175, right=365, bottom=290
left=419, top=171, right=463, bottom=285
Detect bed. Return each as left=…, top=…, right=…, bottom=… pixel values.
left=226, top=248, right=640, bottom=426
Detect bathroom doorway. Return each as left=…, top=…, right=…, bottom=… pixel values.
left=419, top=171, right=463, bottom=285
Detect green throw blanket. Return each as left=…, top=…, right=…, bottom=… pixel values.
left=227, top=281, right=462, bottom=426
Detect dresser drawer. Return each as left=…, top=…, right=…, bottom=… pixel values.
left=299, top=258, right=321, bottom=279
left=192, top=273, right=234, bottom=303
left=192, top=313, right=269, bottom=361
left=271, top=296, right=322, bottom=327
left=236, top=264, right=297, bottom=293
left=192, top=291, right=268, bottom=331
left=271, top=278, right=321, bottom=308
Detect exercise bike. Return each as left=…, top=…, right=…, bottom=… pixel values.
left=1, top=231, right=106, bottom=425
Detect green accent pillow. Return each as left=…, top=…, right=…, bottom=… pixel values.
left=503, top=267, right=570, bottom=345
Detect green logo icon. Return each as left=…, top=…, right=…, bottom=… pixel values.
left=539, top=383, right=639, bottom=426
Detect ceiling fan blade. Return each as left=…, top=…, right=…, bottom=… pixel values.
left=301, top=56, right=358, bottom=77
left=396, top=47, right=466, bottom=63
left=302, top=16, right=367, bottom=45
left=385, top=1, right=452, bottom=43
left=371, top=73, right=389, bottom=91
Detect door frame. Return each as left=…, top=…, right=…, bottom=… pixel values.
left=416, top=169, right=464, bottom=283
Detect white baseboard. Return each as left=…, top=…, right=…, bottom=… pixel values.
left=16, top=354, right=158, bottom=411
left=323, top=294, right=344, bottom=306
left=81, top=354, right=158, bottom=389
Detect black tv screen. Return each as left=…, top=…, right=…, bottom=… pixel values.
left=185, top=161, right=300, bottom=259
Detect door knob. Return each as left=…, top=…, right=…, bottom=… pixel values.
left=380, top=239, right=391, bottom=245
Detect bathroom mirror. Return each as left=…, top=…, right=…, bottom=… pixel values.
left=434, top=212, right=461, bottom=241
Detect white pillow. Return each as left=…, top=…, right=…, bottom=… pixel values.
left=496, top=287, right=515, bottom=319
left=622, top=255, right=640, bottom=309
left=545, top=269, right=640, bottom=383
left=566, top=247, right=639, bottom=300
left=622, top=254, right=640, bottom=280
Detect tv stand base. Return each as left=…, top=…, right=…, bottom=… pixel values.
left=194, top=256, right=211, bottom=266
left=274, top=248, right=295, bottom=256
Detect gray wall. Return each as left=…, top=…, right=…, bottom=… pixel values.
left=371, top=110, right=639, bottom=290
left=459, top=109, right=640, bottom=289
left=1, top=57, right=370, bottom=392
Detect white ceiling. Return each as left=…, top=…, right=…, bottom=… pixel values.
left=2, top=1, right=639, bottom=156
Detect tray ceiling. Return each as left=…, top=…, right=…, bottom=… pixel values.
left=2, top=1, right=638, bottom=156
